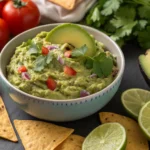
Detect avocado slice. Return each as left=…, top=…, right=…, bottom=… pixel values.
left=46, top=23, right=96, bottom=57
left=139, top=50, right=150, bottom=86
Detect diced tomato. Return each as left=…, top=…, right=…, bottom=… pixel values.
left=64, top=50, right=72, bottom=58
left=42, top=46, right=49, bottom=55
left=18, top=66, right=27, bottom=73
left=64, top=66, right=77, bottom=76
left=46, top=77, right=57, bottom=91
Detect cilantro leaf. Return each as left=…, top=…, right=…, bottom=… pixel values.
left=111, top=21, right=137, bottom=41
left=133, top=20, right=148, bottom=36
left=110, top=6, right=136, bottom=28
left=138, top=26, right=150, bottom=50
left=85, top=57, right=93, bottom=69
left=94, top=52, right=106, bottom=61
left=138, top=6, right=150, bottom=20
left=91, top=7, right=100, bottom=22
left=93, top=61, right=103, bottom=77
left=28, top=47, right=39, bottom=55
left=138, top=20, right=148, bottom=30
left=104, top=22, right=116, bottom=33
left=101, top=0, right=123, bottom=16
left=93, top=53, right=113, bottom=77
left=46, top=52, right=53, bottom=64
left=85, top=52, right=114, bottom=77
left=34, top=56, right=46, bottom=72
left=28, top=41, right=42, bottom=55
left=128, top=0, right=150, bottom=7
left=72, top=45, right=88, bottom=57
left=100, top=57, right=113, bottom=76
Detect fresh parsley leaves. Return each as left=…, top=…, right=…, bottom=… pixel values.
left=71, top=44, right=88, bottom=57
left=86, top=0, right=150, bottom=50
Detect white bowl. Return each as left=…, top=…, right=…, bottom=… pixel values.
left=0, top=24, right=125, bottom=122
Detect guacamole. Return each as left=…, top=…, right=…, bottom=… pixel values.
left=7, top=32, right=118, bottom=100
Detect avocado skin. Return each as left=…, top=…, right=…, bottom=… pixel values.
left=139, top=50, right=150, bottom=87
left=139, top=63, right=150, bottom=87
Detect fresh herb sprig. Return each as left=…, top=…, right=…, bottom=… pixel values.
left=27, top=40, right=54, bottom=71
left=34, top=52, right=53, bottom=72
left=86, top=0, right=150, bottom=50
left=73, top=45, right=113, bottom=77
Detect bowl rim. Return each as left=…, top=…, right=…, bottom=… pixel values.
left=0, top=23, right=125, bottom=103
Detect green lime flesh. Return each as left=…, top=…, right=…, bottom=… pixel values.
left=121, top=88, right=150, bottom=118
left=139, top=101, right=150, bottom=140
left=82, top=123, right=126, bottom=150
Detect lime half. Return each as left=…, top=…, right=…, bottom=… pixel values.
left=139, top=101, right=150, bottom=140
left=121, top=88, right=150, bottom=118
left=82, top=123, right=126, bottom=150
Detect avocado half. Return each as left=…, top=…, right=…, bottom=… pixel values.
left=46, top=23, right=96, bottom=57
left=139, top=50, right=150, bottom=86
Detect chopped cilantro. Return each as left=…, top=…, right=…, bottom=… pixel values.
left=93, top=53, right=113, bottom=77
left=28, top=41, right=42, bottom=55
left=46, top=52, right=53, bottom=64
left=72, top=45, right=88, bottom=57
left=34, top=55, right=46, bottom=72
left=34, top=51, right=54, bottom=71
left=93, top=61, right=103, bottom=77
left=85, top=57, right=93, bottom=69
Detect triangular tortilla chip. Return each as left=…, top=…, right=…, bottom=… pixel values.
left=55, top=134, right=84, bottom=150
left=14, top=120, right=74, bottom=150
left=48, top=0, right=76, bottom=10
left=99, top=112, right=149, bottom=150
left=0, top=97, right=17, bottom=142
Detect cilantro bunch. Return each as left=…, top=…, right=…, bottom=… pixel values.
left=86, top=0, right=150, bottom=50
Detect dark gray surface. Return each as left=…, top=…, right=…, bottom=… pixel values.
left=0, top=43, right=149, bottom=150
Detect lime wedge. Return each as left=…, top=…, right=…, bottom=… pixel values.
left=121, top=88, right=150, bottom=118
left=138, top=101, right=150, bottom=140
left=82, top=123, right=126, bottom=150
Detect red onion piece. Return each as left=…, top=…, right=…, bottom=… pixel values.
left=90, top=74, right=97, bottom=78
left=21, top=72, right=30, bottom=80
left=80, top=90, right=90, bottom=97
left=57, top=56, right=64, bottom=65
left=46, top=45, right=58, bottom=50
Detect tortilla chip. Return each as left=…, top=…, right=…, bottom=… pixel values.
left=48, top=0, right=76, bottom=10
left=55, top=134, right=84, bottom=150
left=0, top=97, right=17, bottom=142
left=14, top=120, right=74, bottom=150
left=99, top=112, right=149, bottom=150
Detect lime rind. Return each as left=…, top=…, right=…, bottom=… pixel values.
left=121, top=88, right=150, bottom=119
left=82, top=123, right=126, bottom=150
left=138, top=101, right=150, bottom=140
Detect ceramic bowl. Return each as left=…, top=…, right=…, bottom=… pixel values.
left=0, top=24, right=125, bottom=122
